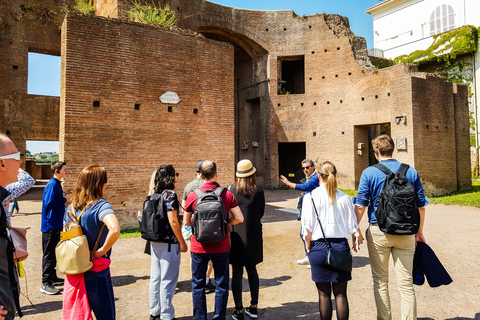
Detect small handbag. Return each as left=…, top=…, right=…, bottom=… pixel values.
left=9, top=226, right=29, bottom=262
left=310, top=196, right=353, bottom=273
left=55, top=207, right=105, bottom=275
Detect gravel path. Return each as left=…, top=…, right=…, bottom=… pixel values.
left=8, top=185, right=480, bottom=319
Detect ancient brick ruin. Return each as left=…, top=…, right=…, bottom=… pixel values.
left=0, top=0, right=471, bottom=224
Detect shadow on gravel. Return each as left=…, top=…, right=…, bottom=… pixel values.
left=353, top=256, right=370, bottom=268
left=176, top=279, right=192, bottom=293
left=443, top=314, right=480, bottom=320
left=259, top=275, right=291, bottom=289
left=112, top=275, right=150, bottom=287
left=20, top=300, right=63, bottom=316
left=260, top=301, right=319, bottom=319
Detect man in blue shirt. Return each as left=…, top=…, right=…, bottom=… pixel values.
left=40, top=161, right=71, bottom=295
left=355, top=135, right=426, bottom=320
left=281, top=159, right=319, bottom=267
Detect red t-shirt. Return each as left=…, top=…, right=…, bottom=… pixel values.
left=185, top=181, right=239, bottom=253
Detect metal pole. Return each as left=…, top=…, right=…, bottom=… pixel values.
left=474, top=52, right=480, bottom=176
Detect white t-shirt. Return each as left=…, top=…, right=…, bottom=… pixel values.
left=302, top=184, right=358, bottom=240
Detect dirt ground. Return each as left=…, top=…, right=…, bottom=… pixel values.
left=8, top=182, right=480, bottom=319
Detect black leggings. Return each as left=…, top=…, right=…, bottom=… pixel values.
left=231, top=264, right=259, bottom=311
left=315, top=282, right=349, bottom=320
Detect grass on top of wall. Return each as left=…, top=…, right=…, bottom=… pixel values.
left=119, top=228, right=141, bottom=238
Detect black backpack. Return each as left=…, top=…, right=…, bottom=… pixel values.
left=374, top=163, right=420, bottom=235
left=140, top=191, right=174, bottom=242
left=192, top=187, right=227, bottom=243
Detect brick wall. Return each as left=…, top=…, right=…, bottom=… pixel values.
left=61, top=14, right=234, bottom=225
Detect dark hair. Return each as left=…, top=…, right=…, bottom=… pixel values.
left=200, top=160, right=216, bottom=180
left=154, top=164, right=176, bottom=193
left=301, top=159, right=314, bottom=167
left=71, top=165, right=107, bottom=211
left=372, top=134, right=395, bottom=157
left=236, top=174, right=258, bottom=197
left=51, top=161, right=67, bottom=174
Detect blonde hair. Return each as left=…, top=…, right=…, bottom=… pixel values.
left=318, top=161, right=337, bottom=205
left=148, top=170, right=156, bottom=196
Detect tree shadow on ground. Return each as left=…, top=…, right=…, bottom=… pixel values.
left=111, top=275, right=150, bottom=287
left=20, top=300, right=63, bottom=316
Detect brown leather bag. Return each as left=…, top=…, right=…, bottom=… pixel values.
left=9, top=226, right=29, bottom=262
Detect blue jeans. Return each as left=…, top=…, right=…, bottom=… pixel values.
left=191, top=251, right=230, bottom=320
left=84, top=268, right=116, bottom=320
left=150, top=242, right=181, bottom=319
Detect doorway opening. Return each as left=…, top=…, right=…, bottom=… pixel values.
left=278, top=142, right=306, bottom=184
left=367, top=123, right=391, bottom=166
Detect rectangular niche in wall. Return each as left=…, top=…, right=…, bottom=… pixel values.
left=277, top=55, right=305, bottom=95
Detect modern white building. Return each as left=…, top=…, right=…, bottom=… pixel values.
left=366, top=0, right=480, bottom=59
left=366, top=0, right=480, bottom=167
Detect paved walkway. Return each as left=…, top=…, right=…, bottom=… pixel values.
left=8, top=186, right=480, bottom=319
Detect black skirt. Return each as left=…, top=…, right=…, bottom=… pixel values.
left=308, top=238, right=352, bottom=283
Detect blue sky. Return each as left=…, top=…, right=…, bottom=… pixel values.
left=28, top=0, right=377, bottom=153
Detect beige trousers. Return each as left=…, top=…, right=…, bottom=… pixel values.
left=366, top=225, right=417, bottom=320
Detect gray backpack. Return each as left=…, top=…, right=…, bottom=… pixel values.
left=192, top=187, right=227, bottom=243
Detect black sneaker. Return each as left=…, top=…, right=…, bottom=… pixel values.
left=51, top=276, right=64, bottom=285
left=40, top=283, right=60, bottom=295
left=149, top=315, right=160, bottom=320
left=232, top=310, right=244, bottom=320
left=205, top=279, right=216, bottom=293
left=245, top=307, right=258, bottom=319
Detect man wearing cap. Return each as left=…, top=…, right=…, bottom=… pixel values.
left=281, top=159, right=319, bottom=267
left=0, top=134, right=22, bottom=319
left=184, top=160, right=244, bottom=320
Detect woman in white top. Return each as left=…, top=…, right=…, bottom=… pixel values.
left=302, top=161, right=360, bottom=320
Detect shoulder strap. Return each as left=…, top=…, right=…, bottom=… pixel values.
left=309, top=194, right=331, bottom=250
left=397, top=163, right=410, bottom=176
left=193, top=188, right=205, bottom=199
left=214, top=187, right=225, bottom=197
left=373, top=163, right=393, bottom=176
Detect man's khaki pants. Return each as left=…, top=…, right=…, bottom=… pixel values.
left=366, top=225, right=417, bottom=320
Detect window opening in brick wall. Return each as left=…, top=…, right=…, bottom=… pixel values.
left=168, top=106, right=172, bottom=112
left=93, top=101, right=100, bottom=107
left=134, top=104, right=140, bottom=110
left=313, top=132, right=316, bottom=136
left=13, top=65, right=18, bottom=70
left=277, top=55, right=305, bottom=95
left=27, top=52, right=60, bottom=97
left=348, top=72, right=352, bottom=75
left=337, top=47, right=340, bottom=50
left=26, top=140, right=60, bottom=175
left=266, top=28, right=269, bottom=31
left=193, top=108, right=198, bottom=114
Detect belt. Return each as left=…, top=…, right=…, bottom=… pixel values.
left=370, top=223, right=378, bottom=226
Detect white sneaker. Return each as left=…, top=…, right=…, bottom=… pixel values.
left=297, top=255, right=309, bottom=265
left=307, top=264, right=311, bottom=269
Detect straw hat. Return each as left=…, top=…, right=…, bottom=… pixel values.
left=236, top=159, right=256, bottom=178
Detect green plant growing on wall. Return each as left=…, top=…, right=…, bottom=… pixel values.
left=125, top=1, right=176, bottom=27
left=74, top=0, right=95, bottom=15
left=394, top=25, right=478, bottom=65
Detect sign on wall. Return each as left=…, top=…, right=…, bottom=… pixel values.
left=159, top=91, right=181, bottom=104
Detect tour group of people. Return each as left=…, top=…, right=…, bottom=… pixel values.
left=0, top=133, right=426, bottom=320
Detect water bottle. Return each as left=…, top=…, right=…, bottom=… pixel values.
left=137, top=210, right=143, bottom=222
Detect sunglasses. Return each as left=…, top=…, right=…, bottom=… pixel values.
left=0, top=151, right=21, bottom=161
left=302, top=166, right=312, bottom=170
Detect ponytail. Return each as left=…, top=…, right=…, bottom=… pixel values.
left=319, top=161, right=337, bottom=205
